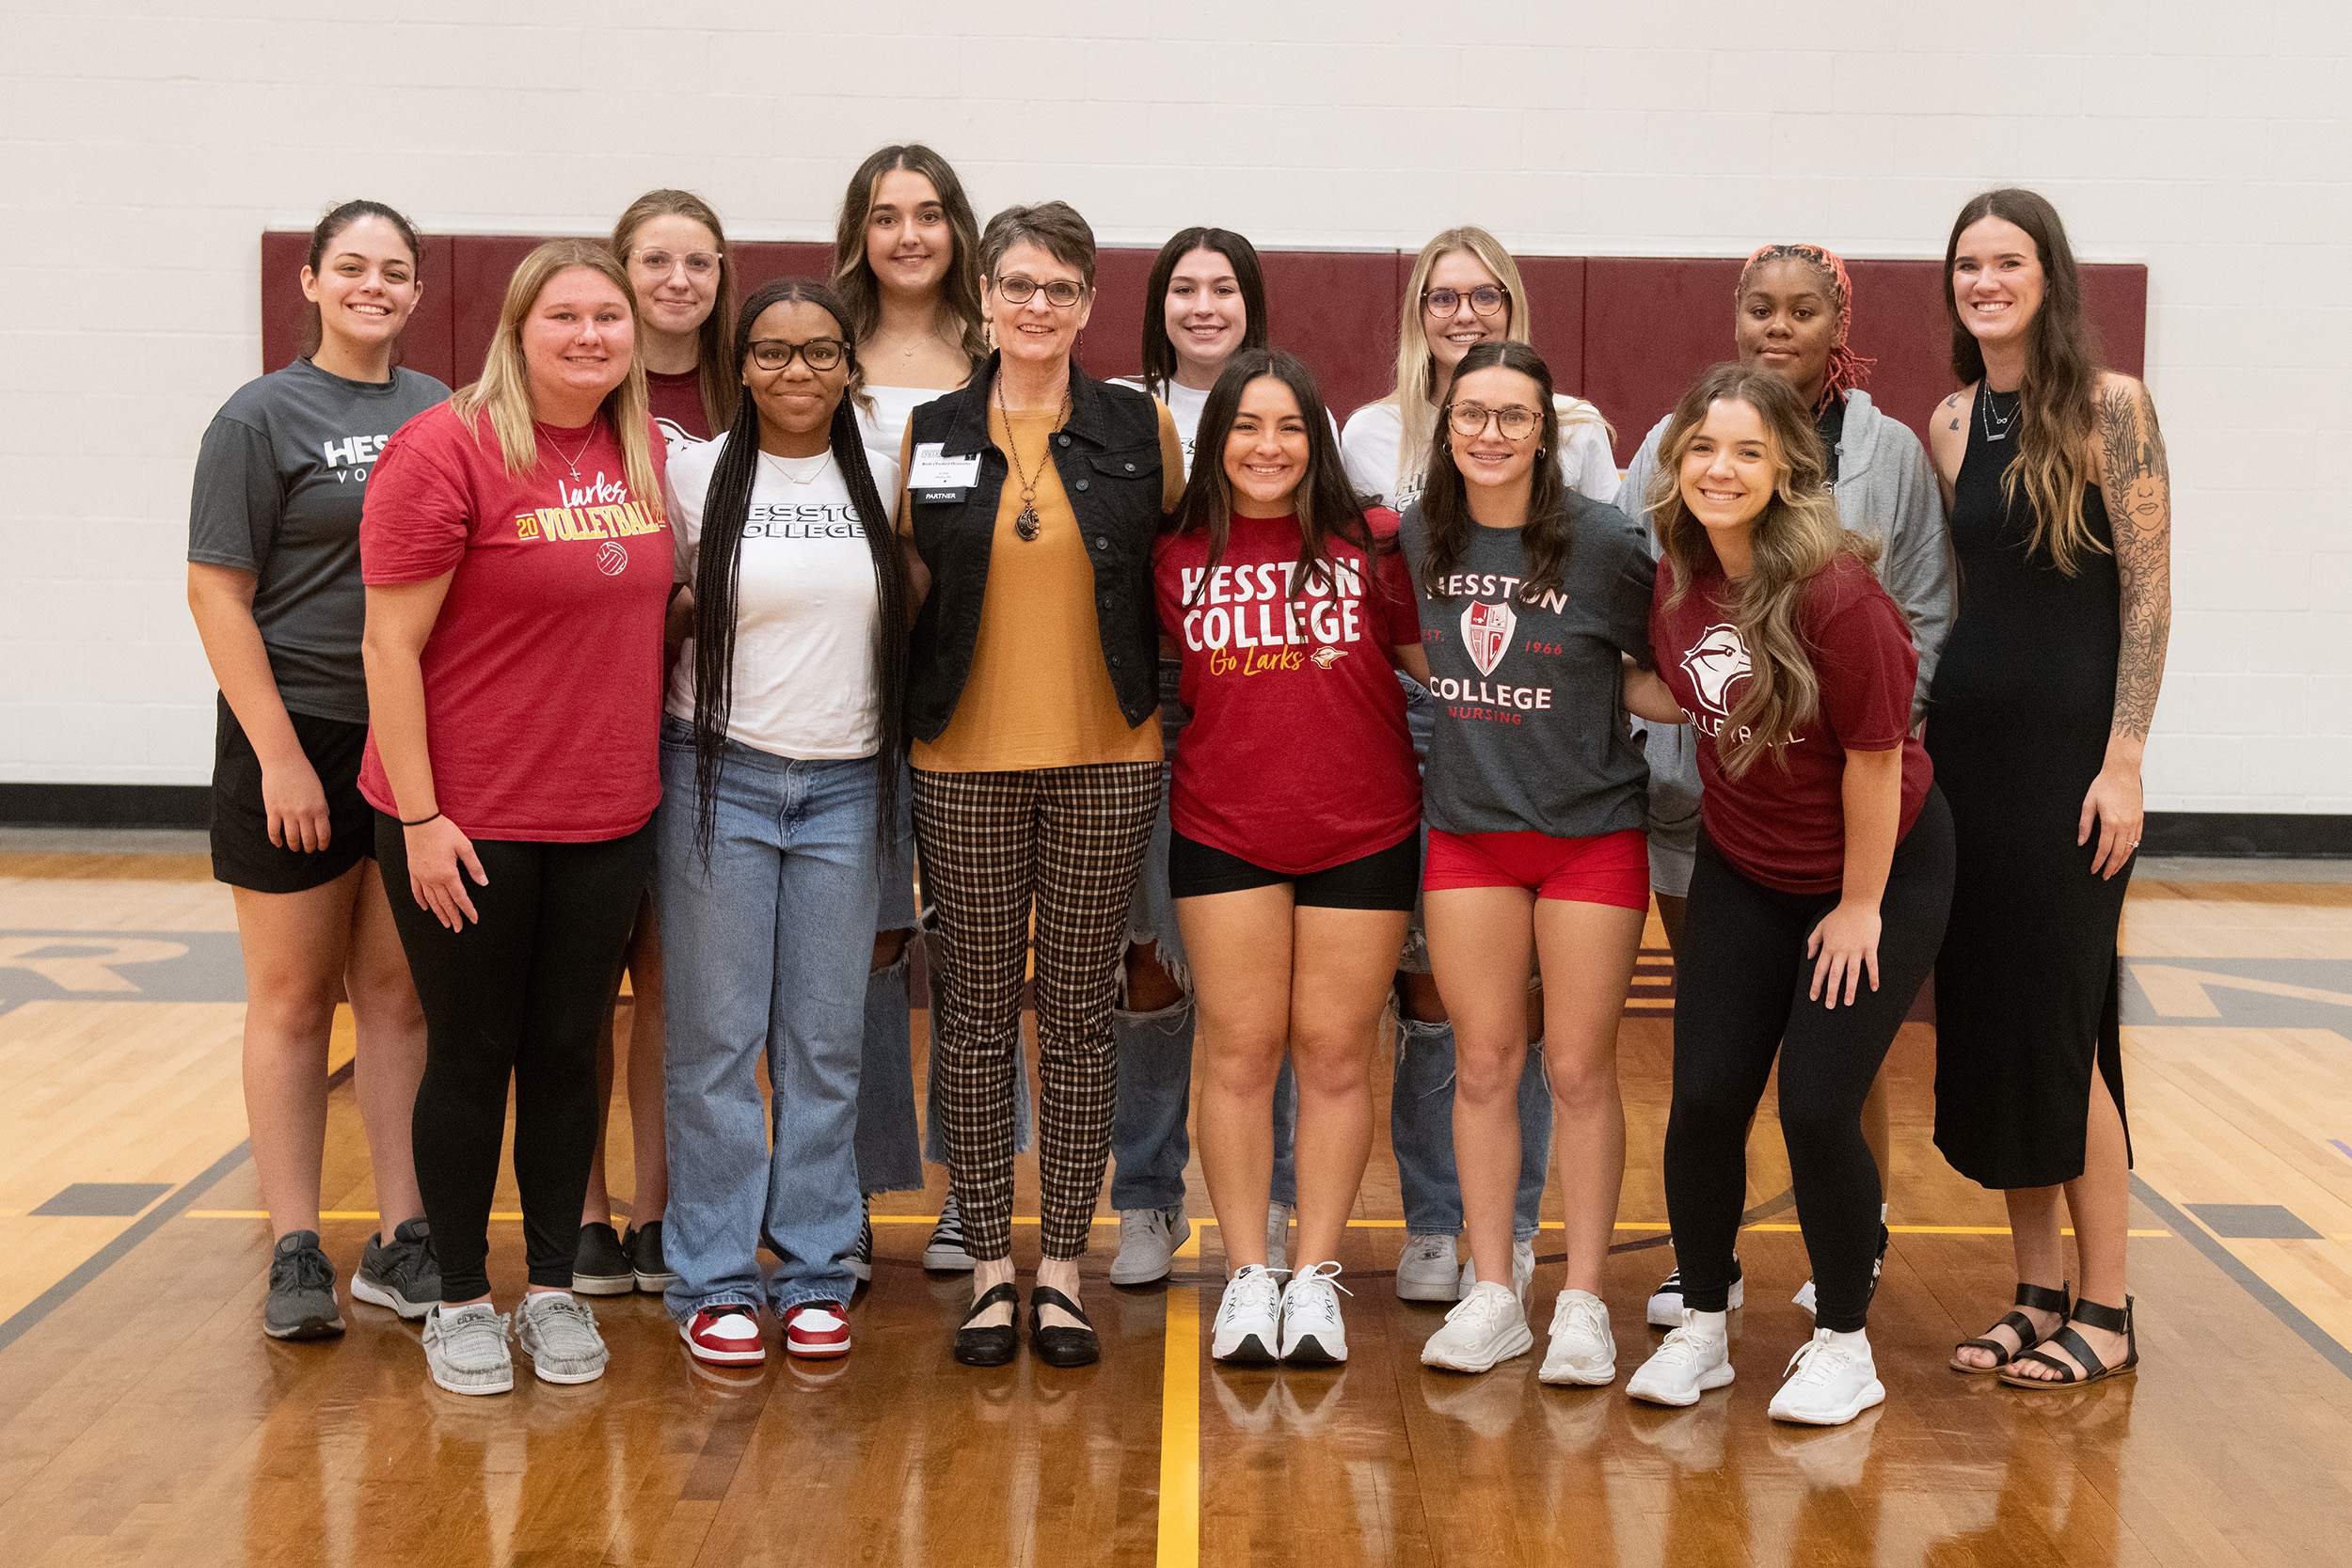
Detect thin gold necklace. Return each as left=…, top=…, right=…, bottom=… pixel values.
left=759, top=449, right=834, bottom=486
left=536, top=420, right=596, bottom=480
left=994, top=375, right=1069, bottom=542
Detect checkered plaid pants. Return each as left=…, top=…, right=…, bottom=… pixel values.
left=912, top=762, right=1161, bottom=1261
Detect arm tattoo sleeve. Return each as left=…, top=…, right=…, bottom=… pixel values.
left=2099, top=384, right=2171, bottom=744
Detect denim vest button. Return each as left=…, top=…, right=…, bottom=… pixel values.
left=1124, top=462, right=1136, bottom=472
left=1057, top=434, right=1072, bottom=447
left=1093, top=535, right=1108, bottom=549
left=1075, top=478, right=1089, bottom=492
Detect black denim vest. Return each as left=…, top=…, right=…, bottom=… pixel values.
left=902, top=354, right=1168, bottom=746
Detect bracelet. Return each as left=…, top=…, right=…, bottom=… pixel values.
left=400, top=810, right=442, bottom=828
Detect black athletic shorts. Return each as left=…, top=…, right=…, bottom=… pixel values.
left=210, top=692, right=373, bottom=894
left=1167, top=826, right=1420, bottom=911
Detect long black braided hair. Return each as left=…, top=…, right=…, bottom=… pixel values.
left=689, top=277, right=909, bottom=857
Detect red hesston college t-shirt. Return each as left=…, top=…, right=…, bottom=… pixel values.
left=357, top=402, right=671, bottom=842
left=1154, top=510, right=1422, bottom=873
left=1649, top=549, right=1931, bottom=895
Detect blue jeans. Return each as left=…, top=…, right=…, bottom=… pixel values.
left=1108, top=668, right=1297, bottom=1212
left=657, top=723, right=881, bottom=1318
left=1392, top=673, right=1550, bottom=1240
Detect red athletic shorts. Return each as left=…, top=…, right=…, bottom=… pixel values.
left=1422, top=827, right=1650, bottom=911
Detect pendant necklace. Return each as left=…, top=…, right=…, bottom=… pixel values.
left=538, top=420, right=597, bottom=479
left=760, top=450, right=834, bottom=486
left=1980, top=386, right=2022, bottom=443
left=995, top=374, right=1070, bottom=542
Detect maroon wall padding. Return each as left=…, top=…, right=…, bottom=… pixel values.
left=261, top=233, right=2148, bottom=462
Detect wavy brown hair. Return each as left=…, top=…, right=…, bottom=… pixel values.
left=1649, top=363, right=1881, bottom=779
left=1412, top=341, right=1572, bottom=600
left=448, top=240, right=661, bottom=516
left=1945, top=186, right=2105, bottom=575
left=1164, top=349, right=1385, bottom=608
left=611, top=189, right=739, bottom=435
left=829, top=145, right=988, bottom=364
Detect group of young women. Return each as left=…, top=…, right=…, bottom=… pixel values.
left=190, top=146, right=2169, bottom=1426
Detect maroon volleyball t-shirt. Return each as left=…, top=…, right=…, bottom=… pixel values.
left=1649, top=549, right=1931, bottom=895
left=357, top=401, right=671, bottom=842
left=1154, top=510, right=1422, bottom=874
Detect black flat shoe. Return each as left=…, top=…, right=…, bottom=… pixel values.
left=1027, top=1285, right=1099, bottom=1368
left=954, top=1283, right=1020, bottom=1368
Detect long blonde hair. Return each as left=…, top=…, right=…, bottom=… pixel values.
left=449, top=241, right=662, bottom=514
left=1378, top=227, right=1605, bottom=486
left=611, top=188, right=739, bottom=435
left=1650, top=363, right=1880, bottom=779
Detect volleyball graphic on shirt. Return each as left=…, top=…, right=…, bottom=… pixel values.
left=596, top=541, right=628, bottom=576
left=1682, top=622, right=1752, bottom=714
left=1461, top=599, right=1516, bottom=677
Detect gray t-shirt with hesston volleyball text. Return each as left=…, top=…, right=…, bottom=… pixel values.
left=188, top=357, right=450, bottom=722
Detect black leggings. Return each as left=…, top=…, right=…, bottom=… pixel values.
left=1664, top=785, right=1953, bottom=1333
left=375, top=814, right=655, bottom=1300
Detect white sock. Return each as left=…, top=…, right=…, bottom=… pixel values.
left=442, top=1301, right=498, bottom=1321
left=1687, top=1308, right=1728, bottom=1338
left=1826, top=1326, right=1871, bottom=1356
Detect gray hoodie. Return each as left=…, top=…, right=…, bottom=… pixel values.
left=1620, top=388, right=1954, bottom=891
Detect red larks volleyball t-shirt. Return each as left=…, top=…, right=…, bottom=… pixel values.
left=1154, top=509, right=1422, bottom=874
left=1649, top=549, right=1931, bottom=895
left=358, top=401, right=671, bottom=843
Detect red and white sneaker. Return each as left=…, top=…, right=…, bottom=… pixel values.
left=680, top=1305, right=765, bottom=1366
left=784, top=1301, right=851, bottom=1358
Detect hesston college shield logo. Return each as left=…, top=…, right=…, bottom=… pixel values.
left=1461, top=599, right=1515, bottom=677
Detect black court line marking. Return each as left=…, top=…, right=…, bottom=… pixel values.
left=2130, top=1175, right=2352, bottom=1383
left=0, top=1060, right=353, bottom=1357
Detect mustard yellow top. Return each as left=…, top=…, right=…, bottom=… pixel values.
left=900, top=401, right=1184, bottom=772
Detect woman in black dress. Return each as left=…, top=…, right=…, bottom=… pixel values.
left=1928, top=189, right=2171, bottom=1386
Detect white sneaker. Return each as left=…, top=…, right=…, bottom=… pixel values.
left=1279, top=1261, right=1350, bottom=1364
left=1768, top=1330, right=1885, bottom=1426
left=1266, top=1203, right=1295, bottom=1275
left=422, top=1302, right=513, bottom=1396
left=513, top=1291, right=609, bottom=1386
left=1627, top=1310, right=1734, bottom=1406
left=1109, top=1203, right=1191, bottom=1286
left=1420, top=1280, right=1534, bottom=1373
left=1459, top=1238, right=1536, bottom=1309
left=1396, top=1232, right=1460, bottom=1302
left=1645, top=1259, right=1743, bottom=1329
left=1539, top=1290, right=1616, bottom=1386
left=1211, top=1263, right=1284, bottom=1362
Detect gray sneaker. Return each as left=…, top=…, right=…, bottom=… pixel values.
left=263, top=1230, right=345, bottom=1340
left=423, top=1302, right=514, bottom=1395
left=1396, top=1232, right=1461, bottom=1302
left=514, top=1291, right=609, bottom=1385
left=1109, top=1203, right=1190, bottom=1286
left=351, top=1217, right=439, bottom=1320
left=1459, top=1238, right=1536, bottom=1309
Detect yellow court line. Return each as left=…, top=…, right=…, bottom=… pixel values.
left=176, top=1212, right=2169, bottom=1239
left=1157, top=1285, right=1200, bottom=1568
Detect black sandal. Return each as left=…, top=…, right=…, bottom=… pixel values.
left=1950, top=1282, right=2072, bottom=1373
left=954, top=1283, right=1020, bottom=1368
left=1027, top=1285, right=1100, bottom=1368
left=2000, top=1296, right=2137, bottom=1388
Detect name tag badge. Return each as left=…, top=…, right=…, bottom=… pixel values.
left=910, top=443, right=981, bottom=493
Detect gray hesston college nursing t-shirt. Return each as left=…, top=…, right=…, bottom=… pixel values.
left=1399, top=493, right=1659, bottom=839
left=187, top=357, right=451, bottom=723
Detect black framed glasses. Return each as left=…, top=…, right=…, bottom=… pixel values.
left=1446, top=402, right=1541, bottom=440
left=993, top=275, right=1087, bottom=308
left=750, top=338, right=847, bottom=371
left=1423, top=283, right=1510, bottom=319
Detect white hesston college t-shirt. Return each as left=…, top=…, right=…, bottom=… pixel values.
left=1340, top=397, right=1622, bottom=515
left=664, top=434, right=903, bottom=759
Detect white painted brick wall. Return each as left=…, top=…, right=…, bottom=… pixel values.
left=1, top=3, right=2346, bottom=810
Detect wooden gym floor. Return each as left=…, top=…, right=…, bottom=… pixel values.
left=3, top=834, right=2351, bottom=1566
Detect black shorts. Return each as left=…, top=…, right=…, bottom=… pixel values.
left=210, top=692, right=373, bottom=894
left=1167, top=827, right=1420, bottom=911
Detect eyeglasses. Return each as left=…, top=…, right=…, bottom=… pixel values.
left=1423, top=284, right=1510, bottom=319
left=750, top=338, right=848, bottom=371
left=1446, top=402, right=1541, bottom=440
left=993, top=275, right=1087, bottom=309
left=635, top=249, right=721, bottom=278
